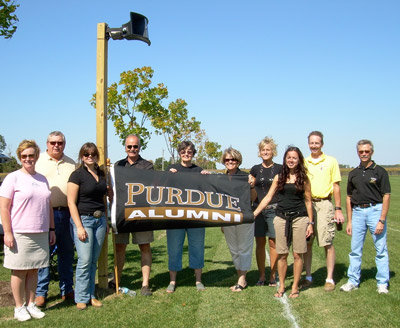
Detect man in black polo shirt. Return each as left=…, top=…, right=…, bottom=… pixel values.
left=340, top=139, right=391, bottom=294
left=110, top=134, right=154, bottom=296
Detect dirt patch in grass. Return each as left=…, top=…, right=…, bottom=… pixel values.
left=0, top=280, right=13, bottom=307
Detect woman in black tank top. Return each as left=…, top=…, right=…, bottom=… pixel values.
left=254, top=147, right=313, bottom=299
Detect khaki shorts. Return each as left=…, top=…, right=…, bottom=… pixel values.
left=312, top=200, right=335, bottom=247
left=274, top=216, right=308, bottom=254
left=114, top=231, right=154, bottom=245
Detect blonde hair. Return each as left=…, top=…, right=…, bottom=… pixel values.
left=258, top=137, right=278, bottom=157
left=221, top=147, right=242, bottom=166
left=16, top=140, right=40, bottom=161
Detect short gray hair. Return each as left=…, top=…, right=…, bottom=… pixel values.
left=357, top=139, right=374, bottom=152
left=47, top=131, right=66, bottom=143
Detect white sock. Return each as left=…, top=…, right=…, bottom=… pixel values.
left=326, top=279, right=335, bottom=284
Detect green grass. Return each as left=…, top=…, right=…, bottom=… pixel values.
left=0, top=177, right=399, bottom=327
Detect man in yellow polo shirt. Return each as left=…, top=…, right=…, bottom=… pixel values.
left=302, top=131, right=345, bottom=291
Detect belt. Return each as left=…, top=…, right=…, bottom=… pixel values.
left=53, top=206, right=69, bottom=211
left=80, top=210, right=105, bottom=218
left=265, top=203, right=278, bottom=210
left=312, top=196, right=331, bottom=202
left=356, top=203, right=378, bottom=208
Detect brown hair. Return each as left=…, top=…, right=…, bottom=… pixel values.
left=77, top=142, right=100, bottom=166
left=308, top=131, right=324, bottom=145
left=221, top=147, right=242, bottom=166
left=16, top=140, right=40, bottom=161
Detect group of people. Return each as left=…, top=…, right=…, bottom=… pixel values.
left=0, top=130, right=391, bottom=322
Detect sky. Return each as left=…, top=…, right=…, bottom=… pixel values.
left=1, top=0, right=399, bottom=169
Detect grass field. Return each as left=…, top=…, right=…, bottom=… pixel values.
left=0, top=176, right=399, bottom=327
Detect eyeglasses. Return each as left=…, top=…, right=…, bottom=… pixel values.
left=358, top=150, right=371, bottom=154
left=225, top=158, right=238, bottom=163
left=49, top=141, right=64, bottom=146
left=180, top=150, right=193, bottom=155
left=126, top=145, right=139, bottom=150
left=21, top=154, right=35, bottom=159
left=83, top=153, right=96, bottom=158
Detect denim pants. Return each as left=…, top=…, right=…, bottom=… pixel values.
left=167, top=228, right=205, bottom=271
left=71, top=215, right=107, bottom=303
left=36, top=208, right=74, bottom=297
left=347, top=204, right=390, bottom=287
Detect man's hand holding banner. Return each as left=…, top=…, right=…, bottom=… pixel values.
left=111, top=166, right=254, bottom=233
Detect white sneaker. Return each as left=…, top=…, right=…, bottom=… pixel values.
left=340, top=282, right=358, bottom=292
left=26, top=303, right=46, bottom=319
left=377, top=284, right=389, bottom=294
left=14, top=304, right=31, bottom=321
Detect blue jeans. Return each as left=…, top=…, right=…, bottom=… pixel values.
left=347, top=204, right=390, bottom=286
left=36, top=208, right=74, bottom=297
left=71, top=215, right=107, bottom=303
left=167, top=228, right=205, bottom=271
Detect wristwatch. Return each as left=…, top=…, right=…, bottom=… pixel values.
left=378, top=219, right=386, bottom=225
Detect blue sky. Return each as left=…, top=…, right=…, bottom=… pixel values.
left=1, top=0, right=399, bottom=169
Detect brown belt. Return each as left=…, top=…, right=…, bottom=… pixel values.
left=356, top=203, right=378, bottom=208
left=312, top=196, right=331, bottom=202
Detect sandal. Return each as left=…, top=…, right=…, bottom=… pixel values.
left=289, top=291, right=300, bottom=299
left=232, top=284, right=247, bottom=292
left=196, top=282, right=206, bottom=291
left=268, top=281, right=277, bottom=287
left=256, top=280, right=266, bottom=286
left=166, top=283, right=176, bottom=293
left=274, top=290, right=285, bottom=298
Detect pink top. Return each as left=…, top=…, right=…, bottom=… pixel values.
left=0, top=170, right=51, bottom=233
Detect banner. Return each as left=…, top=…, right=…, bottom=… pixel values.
left=110, top=166, right=254, bottom=233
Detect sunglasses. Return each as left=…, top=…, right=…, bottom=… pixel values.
left=21, top=154, right=35, bottom=159
left=180, top=150, right=193, bottom=155
left=225, top=158, right=238, bottom=163
left=83, top=153, right=97, bottom=158
left=49, top=141, right=64, bottom=146
left=358, top=150, right=371, bottom=154
left=126, top=145, right=139, bottom=150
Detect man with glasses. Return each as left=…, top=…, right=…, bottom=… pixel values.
left=340, top=140, right=390, bottom=294
left=110, top=134, right=154, bottom=296
left=35, top=131, right=76, bottom=306
left=302, top=131, right=345, bottom=291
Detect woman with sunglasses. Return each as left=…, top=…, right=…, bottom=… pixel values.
left=253, top=146, right=313, bottom=298
left=221, top=147, right=254, bottom=291
left=248, top=137, right=282, bottom=287
left=165, top=140, right=208, bottom=293
left=0, top=140, right=55, bottom=321
left=67, top=142, right=112, bottom=309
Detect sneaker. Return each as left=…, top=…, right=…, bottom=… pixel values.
left=377, top=284, right=389, bottom=294
left=340, top=282, right=358, bottom=292
left=14, top=304, right=31, bottom=321
left=299, top=279, right=312, bottom=289
left=26, top=303, right=45, bottom=319
left=141, top=285, right=153, bottom=296
left=324, top=282, right=335, bottom=292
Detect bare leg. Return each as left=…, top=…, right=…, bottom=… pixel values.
left=325, top=244, right=335, bottom=281
left=114, top=243, right=127, bottom=285
left=11, top=270, right=27, bottom=307
left=139, top=243, right=152, bottom=287
left=268, top=238, right=278, bottom=282
left=256, top=236, right=266, bottom=281
left=169, top=270, right=177, bottom=286
left=277, top=254, right=288, bottom=294
left=292, top=252, right=303, bottom=294
left=303, top=240, right=313, bottom=277
left=25, top=269, right=38, bottom=305
left=194, top=268, right=202, bottom=284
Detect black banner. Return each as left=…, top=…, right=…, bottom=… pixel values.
left=110, top=166, right=253, bottom=233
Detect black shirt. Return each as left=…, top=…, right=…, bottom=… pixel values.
left=68, top=166, right=107, bottom=213
left=166, top=163, right=203, bottom=173
left=347, top=161, right=391, bottom=206
left=250, top=163, right=282, bottom=204
left=115, top=155, right=154, bottom=170
left=276, top=183, right=307, bottom=214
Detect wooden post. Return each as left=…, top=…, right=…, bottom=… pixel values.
left=96, top=22, right=109, bottom=289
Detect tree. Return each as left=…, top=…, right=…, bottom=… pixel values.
left=153, top=98, right=203, bottom=162
left=196, top=140, right=222, bottom=170
left=91, top=67, right=168, bottom=149
left=0, top=134, right=5, bottom=153
left=0, top=0, right=19, bottom=39
left=153, top=157, right=171, bottom=171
